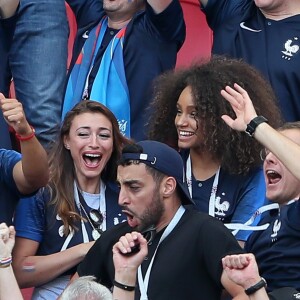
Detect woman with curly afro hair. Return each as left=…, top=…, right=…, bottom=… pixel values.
left=148, top=56, right=283, bottom=246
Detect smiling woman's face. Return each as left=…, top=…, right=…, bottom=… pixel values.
left=175, top=86, right=203, bottom=150
left=64, top=112, right=113, bottom=185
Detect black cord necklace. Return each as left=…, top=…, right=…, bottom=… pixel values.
left=77, top=189, right=104, bottom=240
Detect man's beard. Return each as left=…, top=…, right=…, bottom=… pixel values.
left=137, top=191, right=165, bottom=232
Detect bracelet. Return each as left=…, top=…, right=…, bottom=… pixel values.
left=113, top=279, right=135, bottom=291
left=245, top=116, right=268, bottom=137
left=245, top=277, right=267, bottom=295
left=0, top=256, right=12, bottom=268
left=15, top=125, right=35, bottom=141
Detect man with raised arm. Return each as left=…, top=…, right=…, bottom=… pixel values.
left=199, top=0, right=300, bottom=122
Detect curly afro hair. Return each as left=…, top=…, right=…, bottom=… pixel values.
left=148, top=56, right=283, bottom=175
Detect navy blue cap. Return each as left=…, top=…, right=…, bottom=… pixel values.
left=121, top=140, right=194, bottom=205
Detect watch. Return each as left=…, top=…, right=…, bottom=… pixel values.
left=245, top=116, right=268, bottom=137
left=245, top=277, right=267, bottom=295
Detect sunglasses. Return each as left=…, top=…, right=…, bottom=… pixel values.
left=125, top=225, right=157, bottom=256
left=89, top=209, right=104, bottom=240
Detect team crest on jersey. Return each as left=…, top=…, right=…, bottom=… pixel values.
left=270, top=219, right=281, bottom=242
left=215, top=196, right=230, bottom=217
left=281, top=37, right=299, bottom=60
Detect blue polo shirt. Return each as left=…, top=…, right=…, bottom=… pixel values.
left=67, top=0, right=185, bottom=141
left=0, top=149, right=21, bottom=224
left=14, top=181, right=126, bottom=276
left=245, top=201, right=300, bottom=291
left=202, top=0, right=300, bottom=122
left=181, top=150, right=266, bottom=241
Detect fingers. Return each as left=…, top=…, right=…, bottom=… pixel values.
left=0, top=97, right=32, bottom=134
left=221, top=85, right=245, bottom=109
left=113, top=232, right=148, bottom=256
left=8, top=226, right=16, bottom=240
left=113, top=232, right=140, bottom=255
left=222, top=254, right=251, bottom=270
left=0, top=223, right=10, bottom=243
left=221, top=115, right=235, bottom=128
left=1, top=98, right=25, bottom=122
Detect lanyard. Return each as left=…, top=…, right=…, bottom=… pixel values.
left=186, top=154, right=220, bottom=217
left=186, top=155, right=277, bottom=235
left=74, top=180, right=106, bottom=242
left=137, top=205, right=186, bottom=300
left=225, top=203, right=279, bottom=234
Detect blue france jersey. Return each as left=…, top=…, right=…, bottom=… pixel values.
left=203, top=0, right=300, bottom=122
left=245, top=201, right=300, bottom=291
left=14, top=182, right=126, bottom=276
left=181, top=150, right=267, bottom=241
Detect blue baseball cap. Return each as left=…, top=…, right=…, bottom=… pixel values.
left=121, top=140, right=194, bottom=205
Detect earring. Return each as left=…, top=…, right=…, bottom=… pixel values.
left=65, top=144, right=70, bottom=150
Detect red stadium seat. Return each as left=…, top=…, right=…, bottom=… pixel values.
left=177, top=0, right=212, bottom=68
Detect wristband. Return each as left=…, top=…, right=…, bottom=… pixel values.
left=0, top=256, right=12, bottom=268
left=15, top=125, right=35, bottom=141
left=245, top=277, right=267, bottom=295
left=113, top=279, right=135, bottom=291
left=245, top=116, right=268, bottom=137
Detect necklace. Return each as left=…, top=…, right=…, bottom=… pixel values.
left=78, top=201, right=103, bottom=241
left=74, top=180, right=106, bottom=241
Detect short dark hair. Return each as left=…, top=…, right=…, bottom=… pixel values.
left=277, top=121, right=300, bottom=132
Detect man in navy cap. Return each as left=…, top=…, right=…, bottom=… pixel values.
left=74, top=140, right=248, bottom=300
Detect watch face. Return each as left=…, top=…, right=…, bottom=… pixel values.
left=246, top=116, right=268, bottom=137
left=245, top=278, right=267, bottom=295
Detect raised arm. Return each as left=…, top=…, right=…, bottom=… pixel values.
left=112, top=232, right=148, bottom=300
left=0, top=94, right=49, bottom=194
left=0, top=223, right=23, bottom=300
left=222, top=253, right=268, bottom=300
left=221, top=84, right=300, bottom=181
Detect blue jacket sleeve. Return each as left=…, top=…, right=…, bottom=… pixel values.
left=66, top=0, right=103, bottom=30
left=202, top=0, right=250, bottom=29
left=144, top=0, right=185, bottom=49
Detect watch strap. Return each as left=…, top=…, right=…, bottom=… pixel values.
left=245, top=277, right=267, bottom=295
left=245, top=116, right=268, bottom=137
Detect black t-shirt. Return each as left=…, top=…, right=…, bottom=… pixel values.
left=77, top=208, right=243, bottom=300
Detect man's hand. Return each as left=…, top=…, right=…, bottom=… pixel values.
left=221, top=83, right=258, bottom=132
left=113, top=232, right=148, bottom=284
left=222, top=253, right=261, bottom=290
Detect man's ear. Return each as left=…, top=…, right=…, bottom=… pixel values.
left=161, top=177, right=176, bottom=197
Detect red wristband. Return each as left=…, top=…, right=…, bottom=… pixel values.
left=15, top=126, right=35, bottom=141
